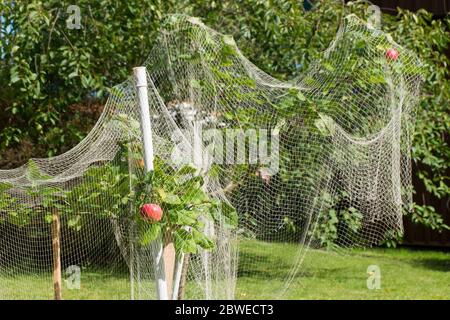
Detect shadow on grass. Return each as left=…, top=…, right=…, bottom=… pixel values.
left=409, top=258, right=450, bottom=272
left=238, top=250, right=292, bottom=279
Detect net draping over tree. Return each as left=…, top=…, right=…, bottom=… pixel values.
left=0, top=14, right=422, bottom=299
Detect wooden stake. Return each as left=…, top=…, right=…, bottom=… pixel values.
left=52, top=209, right=62, bottom=300
left=178, top=253, right=190, bottom=300
left=172, top=254, right=184, bottom=300
left=163, top=239, right=175, bottom=299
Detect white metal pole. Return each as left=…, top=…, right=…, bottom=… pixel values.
left=133, top=66, right=168, bottom=300
left=172, top=255, right=183, bottom=300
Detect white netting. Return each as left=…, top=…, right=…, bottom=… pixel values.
left=0, top=14, right=422, bottom=300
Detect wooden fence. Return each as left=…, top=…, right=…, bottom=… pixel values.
left=365, top=0, right=449, bottom=17
left=403, top=166, right=450, bottom=247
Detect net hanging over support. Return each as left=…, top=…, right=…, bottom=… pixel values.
left=0, top=14, right=422, bottom=300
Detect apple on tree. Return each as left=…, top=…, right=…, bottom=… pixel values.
left=386, top=48, right=399, bottom=61
left=141, top=203, right=163, bottom=223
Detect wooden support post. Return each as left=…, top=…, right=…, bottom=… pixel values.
left=52, top=209, right=62, bottom=300
left=177, top=253, right=190, bottom=300
left=163, top=235, right=175, bottom=299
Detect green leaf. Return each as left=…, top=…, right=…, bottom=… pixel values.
left=183, top=188, right=208, bottom=205
left=68, top=215, right=82, bottom=231
left=192, top=228, right=215, bottom=250
left=68, top=71, right=78, bottom=79
left=0, top=183, right=12, bottom=193
left=26, top=160, right=51, bottom=182
left=174, top=229, right=198, bottom=254
left=44, top=214, right=53, bottom=224
left=297, top=91, right=306, bottom=101
left=176, top=165, right=198, bottom=176
left=163, top=193, right=182, bottom=205
left=140, top=224, right=161, bottom=246
left=190, top=79, right=202, bottom=89
left=172, top=210, right=198, bottom=226
left=220, top=202, right=239, bottom=228
left=314, top=113, right=336, bottom=137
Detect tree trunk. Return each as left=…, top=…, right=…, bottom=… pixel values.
left=52, top=210, right=62, bottom=300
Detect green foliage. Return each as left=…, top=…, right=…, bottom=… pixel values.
left=0, top=183, right=19, bottom=223
left=383, top=9, right=450, bottom=232
left=108, top=112, right=238, bottom=255
left=134, top=157, right=238, bottom=257
left=0, top=160, right=72, bottom=226
left=1, top=0, right=448, bottom=240
left=0, top=0, right=174, bottom=157
left=411, top=203, right=450, bottom=231
left=0, top=157, right=237, bottom=258
left=381, top=229, right=404, bottom=248
left=66, top=163, right=131, bottom=231
left=186, top=1, right=450, bottom=237
left=310, top=191, right=363, bottom=249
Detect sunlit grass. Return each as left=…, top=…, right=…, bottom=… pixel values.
left=1, top=241, right=449, bottom=299
left=237, top=241, right=450, bottom=299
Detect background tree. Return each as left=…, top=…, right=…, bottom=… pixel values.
left=0, top=0, right=448, bottom=240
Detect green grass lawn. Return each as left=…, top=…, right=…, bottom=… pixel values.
left=1, top=241, right=448, bottom=299
left=237, top=241, right=450, bottom=299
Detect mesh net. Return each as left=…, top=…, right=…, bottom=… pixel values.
left=0, top=14, right=422, bottom=300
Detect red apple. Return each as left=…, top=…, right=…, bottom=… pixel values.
left=386, top=48, right=399, bottom=61
left=140, top=204, right=163, bottom=222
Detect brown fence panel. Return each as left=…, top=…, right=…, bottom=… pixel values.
left=403, top=165, right=450, bottom=247
left=367, top=0, right=450, bottom=17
